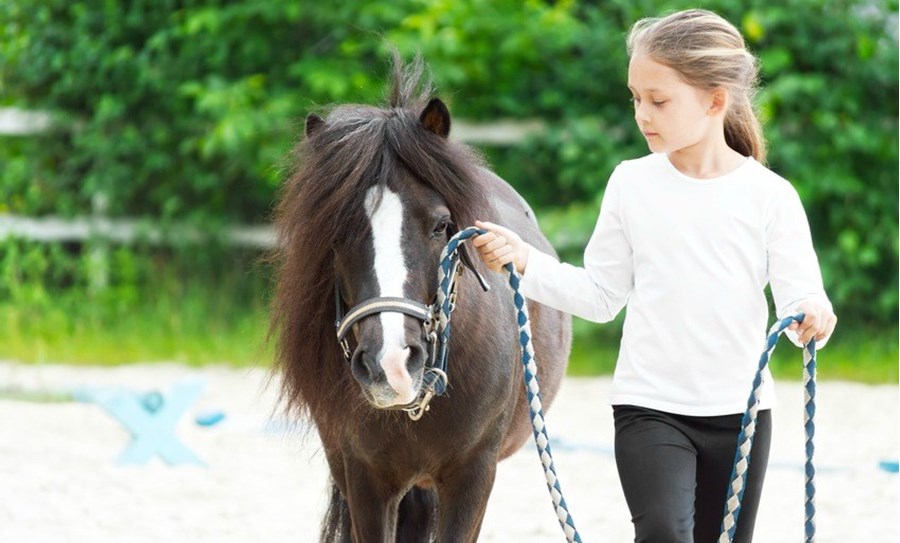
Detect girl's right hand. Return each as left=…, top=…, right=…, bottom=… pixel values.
left=788, top=300, right=838, bottom=346
left=472, top=220, right=529, bottom=274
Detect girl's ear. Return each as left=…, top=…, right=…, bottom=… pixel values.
left=708, top=87, right=729, bottom=116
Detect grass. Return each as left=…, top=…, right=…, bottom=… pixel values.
left=567, top=317, right=899, bottom=384
left=0, top=307, right=270, bottom=367
left=0, top=263, right=275, bottom=367
left=1, top=287, right=897, bottom=385
left=0, top=302, right=273, bottom=367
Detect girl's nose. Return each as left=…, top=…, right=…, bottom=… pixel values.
left=634, top=103, right=650, bottom=125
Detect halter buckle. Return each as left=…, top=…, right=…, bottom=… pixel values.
left=403, top=368, right=448, bottom=421
left=405, top=389, right=435, bottom=421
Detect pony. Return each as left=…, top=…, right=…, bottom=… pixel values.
left=270, top=55, right=572, bottom=542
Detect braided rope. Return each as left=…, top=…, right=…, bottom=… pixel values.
left=437, top=228, right=817, bottom=543
left=431, top=232, right=466, bottom=395
left=437, top=227, right=582, bottom=542
left=507, top=264, right=583, bottom=542
left=718, top=314, right=817, bottom=543
left=802, top=337, right=817, bottom=543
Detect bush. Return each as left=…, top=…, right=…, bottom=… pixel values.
left=1, top=0, right=896, bottom=330
left=386, top=0, right=899, bottom=324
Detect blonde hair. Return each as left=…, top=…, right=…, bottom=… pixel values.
left=627, top=9, right=766, bottom=163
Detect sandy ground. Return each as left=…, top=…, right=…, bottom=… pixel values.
left=0, top=361, right=896, bottom=543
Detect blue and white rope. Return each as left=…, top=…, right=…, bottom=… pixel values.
left=507, top=264, right=583, bottom=543
left=436, top=227, right=582, bottom=543
left=718, top=314, right=817, bottom=543
left=437, top=228, right=816, bottom=543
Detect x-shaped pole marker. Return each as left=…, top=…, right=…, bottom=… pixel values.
left=74, top=379, right=206, bottom=466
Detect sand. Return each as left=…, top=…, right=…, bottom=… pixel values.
left=0, top=361, right=896, bottom=542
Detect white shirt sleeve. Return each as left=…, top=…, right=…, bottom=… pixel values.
left=518, top=166, right=633, bottom=323
left=766, top=181, right=834, bottom=348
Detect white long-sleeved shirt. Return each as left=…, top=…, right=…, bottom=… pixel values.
left=520, top=152, right=832, bottom=416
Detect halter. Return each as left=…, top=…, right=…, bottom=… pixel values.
left=333, top=233, right=489, bottom=420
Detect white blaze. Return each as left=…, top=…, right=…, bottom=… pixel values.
left=364, top=187, right=416, bottom=404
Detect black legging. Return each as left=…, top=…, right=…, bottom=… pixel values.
left=613, top=405, right=772, bottom=543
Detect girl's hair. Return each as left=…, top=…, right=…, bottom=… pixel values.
left=627, top=9, right=767, bottom=163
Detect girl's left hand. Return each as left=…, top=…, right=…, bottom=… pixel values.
left=788, top=301, right=837, bottom=345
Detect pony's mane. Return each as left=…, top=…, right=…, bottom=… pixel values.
left=269, top=55, right=491, bottom=434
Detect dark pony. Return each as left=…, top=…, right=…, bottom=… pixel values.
left=270, top=55, right=571, bottom=542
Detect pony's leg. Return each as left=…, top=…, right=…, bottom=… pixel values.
left=435, top=455, right=498, bottom=543
left=321, top=452, right=353, bottom=543
left=320, top=479, right=352, bottom=543
left=342, top=457, right=398, bottom=543
left=396, top=486, right=437, bottom=542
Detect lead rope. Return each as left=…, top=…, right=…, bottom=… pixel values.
left=718, top=314, right=817, bottom=543
left=440, top=229, right=816, bottom=543
left=437, top=227, right=582, bottom=542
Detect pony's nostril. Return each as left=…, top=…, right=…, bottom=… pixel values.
left=406, top=344, right=426, bottom=369
left=351, top=348, right=381, bottom=385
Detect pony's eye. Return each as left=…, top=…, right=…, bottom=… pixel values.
left=433, top=219, right=449, bottom=236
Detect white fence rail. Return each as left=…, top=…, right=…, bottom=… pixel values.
left=1, top=107, right=547, bottom=248
left=0, top=107, right=546, bottom=144
left=0, top=215, right=275, bottom=249
left=0, top=108, right=54, bottom=135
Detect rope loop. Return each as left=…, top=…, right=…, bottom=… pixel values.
left=718, top=314, right=817, bottom=543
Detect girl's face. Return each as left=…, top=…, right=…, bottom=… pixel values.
left=627, top=53, right=719, bottom=155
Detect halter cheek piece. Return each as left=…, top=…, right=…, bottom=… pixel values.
left=334, top=239, right=489, bottom=420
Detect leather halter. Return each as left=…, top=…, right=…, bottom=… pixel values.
left=333, top=280, right=444, bottom=419
left=333, top=238, right=489, bottom=419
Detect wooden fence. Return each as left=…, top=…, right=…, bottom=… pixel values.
left=0, top=107, right=545, bottom=249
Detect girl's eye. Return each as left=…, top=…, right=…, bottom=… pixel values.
left=653, top=100, right=667, bottom=107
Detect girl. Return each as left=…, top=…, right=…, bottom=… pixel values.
left=473, top=9, right=837, bottom=543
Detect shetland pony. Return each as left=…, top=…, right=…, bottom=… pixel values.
left=271, top=56, right=571, bottom=542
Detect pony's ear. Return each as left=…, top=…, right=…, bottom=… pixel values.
left=419, top=98, right=451, bottom=139
left=306, top=113, right=325, bottom=137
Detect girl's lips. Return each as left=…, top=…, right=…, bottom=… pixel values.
left=643, top=132, right=658, bottom=137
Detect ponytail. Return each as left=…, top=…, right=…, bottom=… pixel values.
left=725, top=93, right=766, bottom=163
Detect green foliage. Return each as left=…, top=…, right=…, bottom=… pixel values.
left=0, top=0, right=896, bottom=368
left=0, top=0, right=413, bottom=222
left=0, top=237, right=271, bottom=366
left=745, top=2, right=900, bottom=323
left=387, top=0, right=898, bottom=324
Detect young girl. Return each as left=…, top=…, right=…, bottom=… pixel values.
left=473, top=9, right=837, bottom=543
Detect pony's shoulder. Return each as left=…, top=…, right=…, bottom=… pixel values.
left=475, top=167, right=533, bottom=217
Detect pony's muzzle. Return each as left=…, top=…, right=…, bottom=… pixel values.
left=351, top=342, right=426, bottom=408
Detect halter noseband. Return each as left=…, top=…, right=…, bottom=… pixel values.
left=334, top=292, right=431, bottom=359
